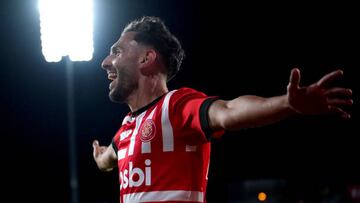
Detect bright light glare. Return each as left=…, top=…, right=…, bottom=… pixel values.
left=38, top=0, right=94, bottom=62
left=258, top=192, right=267, bottom=201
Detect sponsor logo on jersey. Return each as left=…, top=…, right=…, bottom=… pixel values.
left=120, top=159, right=152, bottom=189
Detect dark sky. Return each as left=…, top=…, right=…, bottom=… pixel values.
left=1, top=1, right=359, bottom=202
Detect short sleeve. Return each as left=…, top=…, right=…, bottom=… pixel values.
left=169, top=88, right=224, bottom=143
left=111, top=138, right=118, bottom=157
left=199, top=97, right=225, bottom=140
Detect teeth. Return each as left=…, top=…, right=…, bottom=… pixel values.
left=108, top=72, right=117, bottom=80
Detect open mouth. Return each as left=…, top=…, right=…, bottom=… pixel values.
left=107, top=71, right=117, bottom=90
left=108, top=72, right=117, bottom=81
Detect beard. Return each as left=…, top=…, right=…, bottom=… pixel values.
left=109, top=68, right=138, bottom=103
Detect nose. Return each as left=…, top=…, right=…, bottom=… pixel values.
left=101, top=55, right=113, bottom=70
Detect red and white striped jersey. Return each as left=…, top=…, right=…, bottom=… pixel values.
left=112, top=87, right=223, bottom=203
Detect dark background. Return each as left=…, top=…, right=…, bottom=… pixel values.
left=1, top=0, right=359, bottom=202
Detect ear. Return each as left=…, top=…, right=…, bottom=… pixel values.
left=139, top=49, right=157, bottom=75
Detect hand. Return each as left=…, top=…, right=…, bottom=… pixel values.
left=287, top=68, right=353, bottom=119
left=92, top=140, right=117, bottom=171
left=92, top=140, right=107, bottom=161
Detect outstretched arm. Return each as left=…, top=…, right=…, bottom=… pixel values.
left=208, top=68, right=353, bottom=131
left=92, top=140, right=117, bottom=172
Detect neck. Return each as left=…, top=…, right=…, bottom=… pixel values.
left=126, top=74, right=168, bottom=112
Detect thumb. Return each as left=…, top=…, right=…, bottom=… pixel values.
left=288, top=68, right=301, bottom=90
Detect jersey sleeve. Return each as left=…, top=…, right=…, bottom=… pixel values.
left=111, top=138, right=118, bottom=158
left=169, top=88, right=224, bottom=144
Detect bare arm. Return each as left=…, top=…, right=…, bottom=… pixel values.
left=209, top=68, right=353, bottom=131
left=92, top=140, right=117, bottom=172
left=209, top=95, right=294, bottom=130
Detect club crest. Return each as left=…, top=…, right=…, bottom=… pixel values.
left=140, top=119, right=156, bottom=142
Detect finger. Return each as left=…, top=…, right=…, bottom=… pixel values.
left=328, top=105, right=351, bottom=119
left=317, top=69, right=343, bottom=87
left=327, top=98, right=353, bottom=106
left=288, top=68, right=301, bottom=90
left=325, top=88, right=352, bottom=97
left=92, top=140, right=100, bottom=157
left=92, top=140, right=99, bottom=148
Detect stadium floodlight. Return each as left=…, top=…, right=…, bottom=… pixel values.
left=38, top=1, right=94, bottom=203
left=38, top=0, right=94, bottom=62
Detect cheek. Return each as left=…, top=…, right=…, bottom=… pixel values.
left=113, top=56, right=132, bottom=69
left=113, top=57, right=122, bottom=68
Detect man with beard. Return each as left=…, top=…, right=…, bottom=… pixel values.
left=92, top=16, right=353, bottom=203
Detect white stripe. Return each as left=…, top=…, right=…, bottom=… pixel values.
left=147, top=106, right=157, bottom=119
left=122, top=115, right=135, bottom=125
left=120, top=129, right=132, bottom=141
left=186, top=145, right=197, bottom=152
left=117, top=148, right=127, bottom=160
left=161, top=90, right=177, bottom=152
left=123, top=190, right=204, bottom=203
left=206, top=161, right=210, bottom=180
left=141, top=107, right=157, bottom=154
left=122, top=115, right=130, bottom=125
left=128, top=112, right=146, bottom=156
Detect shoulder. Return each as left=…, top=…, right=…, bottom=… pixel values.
left=171, top=87, right=207, bottom=99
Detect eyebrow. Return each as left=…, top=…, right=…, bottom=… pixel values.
left=110, top=44, right=123, bottom=54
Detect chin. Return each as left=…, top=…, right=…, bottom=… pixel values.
left=109, top=94, right=124, bottom=103
left=109, top=88, right=127, bottom=103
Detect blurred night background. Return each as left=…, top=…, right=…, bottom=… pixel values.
left=1, top=0, right=359, bottom=202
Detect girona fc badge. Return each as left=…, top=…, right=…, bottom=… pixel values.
left=140, top=119, right=156, bottom=142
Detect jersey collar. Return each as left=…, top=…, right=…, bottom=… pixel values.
left=130, top=93, right=167, bottom=117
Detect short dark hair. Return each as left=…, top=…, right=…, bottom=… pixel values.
left=123, top=16, right=185, bottom=81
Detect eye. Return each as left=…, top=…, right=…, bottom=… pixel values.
left=111, top=47, right=122, bottom=56
left=113, top=49, right=121, bottom=56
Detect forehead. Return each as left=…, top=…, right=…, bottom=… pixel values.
left=112, top=31, right=138, bottom=48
